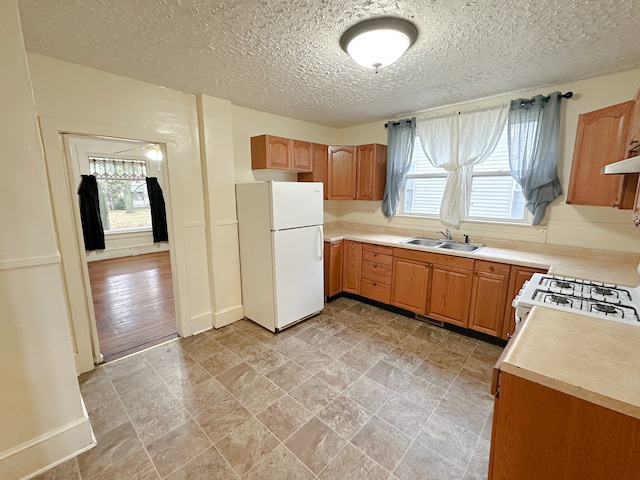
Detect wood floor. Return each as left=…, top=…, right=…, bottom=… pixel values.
left=88, top=251, right=177, bottom=363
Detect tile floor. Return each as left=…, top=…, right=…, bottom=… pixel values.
left=36, top=297, right=502, bottom=480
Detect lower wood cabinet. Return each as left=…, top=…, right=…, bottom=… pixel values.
left=489, top=372, right=640, bottom=480
left=342, top=240, right=362, bottom=294
left=321, top=240, right=549, bottom=341
left=324, top=240, right=342, bottom=297
left=428, top=263, right=474, bottom=327
left=502, top=265, right=547, bottom=339
left=469, top=261, right=511, bottom=337
left=360, top=244, right=393, bottom=304
left=391, top=257, right=430, bottom=314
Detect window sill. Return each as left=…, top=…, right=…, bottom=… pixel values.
left=395, top=213, right=541, bottom=228
left=104, top=228, right=153, bottom=238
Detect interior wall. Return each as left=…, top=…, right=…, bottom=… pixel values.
left=0, top=1, right=94, bottom=477
left=334, top=68, right=640, bottom=253
left=26, top=52, right=215, bottom=338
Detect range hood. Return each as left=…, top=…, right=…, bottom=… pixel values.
left=602, top=154, right=640, bottom=175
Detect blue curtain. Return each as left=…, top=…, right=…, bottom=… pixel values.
left=508, top=92, right=563, bottom=225
left=382, top=117, right=416, bottom=217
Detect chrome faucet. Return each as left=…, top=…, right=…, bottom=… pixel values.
left=438, top=229, right=452, bottom=241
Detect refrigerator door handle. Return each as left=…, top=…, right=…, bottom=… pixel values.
left=317, top=225, right=324, bottom=260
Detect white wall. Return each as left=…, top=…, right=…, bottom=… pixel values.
left=27, top=52, right=227, bottom=345
left=0, top=1, right=94, bottom=477
left=334, top=69, right=640, bottom=253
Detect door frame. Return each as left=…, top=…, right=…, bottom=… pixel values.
left=39, top=117, right=186, bottom=373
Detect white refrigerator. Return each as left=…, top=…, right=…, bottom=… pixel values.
left=235, top=181, right=324, bottom=332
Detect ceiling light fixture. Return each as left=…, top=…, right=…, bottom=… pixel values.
left=146, top=144, right=163, bottom=162
left=340, top=17, right=418, bottom=72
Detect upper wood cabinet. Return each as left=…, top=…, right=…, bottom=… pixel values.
left=298, top=143, right=328, bottom=199
left=292, top=140, right=313, bottom=172
left=328, top=146, right=357, bottom=200
left=342, top=240, right=362, bottom=295
left=251, top=135, right=312, bottom=172
left=356, top=144, right=387, bottom=201
left=566, top=101, right=634, bottom=207
left=251, top=134, right=292, bottom=170
left=469, top=261, right=511, bottom=337
left=324, top=240, right=343, bottom=297
left=502, top=265, right=547, bottom=339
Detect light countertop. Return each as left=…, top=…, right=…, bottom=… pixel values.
left=323, top=227, right=640, bottom=286
left=324, top=226, right=640, bottom=417
left=500, top=307, right=640, bottom=419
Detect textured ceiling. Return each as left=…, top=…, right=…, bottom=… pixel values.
left=17, top=0, right=640, bottom=128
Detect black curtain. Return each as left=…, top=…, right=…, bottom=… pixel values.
left=77, top=175, right=105, bottom=250
left=146, top=177, right=169, bottom=243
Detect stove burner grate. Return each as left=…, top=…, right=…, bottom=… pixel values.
left=546, top=294, right=573, bottom=306
left=592, top=303, right=619, bottom=315
left=552, top=280, right=573, bottom=289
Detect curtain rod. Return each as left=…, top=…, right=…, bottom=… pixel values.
left=519, top=91, right=573, bottom=107
left=384, top=119, right=413, bottom=128
left=385, top=91, right=574, bottom=127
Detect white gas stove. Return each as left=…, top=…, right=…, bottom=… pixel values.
left=513, top=273, right=640, bottom=328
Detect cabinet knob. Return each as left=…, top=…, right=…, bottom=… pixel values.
left=489, top=266, right=494, bottom=271
left=507, top=333, right=513, bottom=340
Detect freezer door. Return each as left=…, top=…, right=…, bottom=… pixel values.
left=272, top=225, right=324, bottom=329
left=270, top=181, right=323, bottom=230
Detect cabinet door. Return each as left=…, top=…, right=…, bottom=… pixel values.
left=298, top=144, right=328, bottom=199
left=328, top=146, right=357, bottom=200
left=250, top=134, right=291, bottom=170
left=342, top=240, right=362, bottom=294
left=427, top=265, right=473, bottom=327
left=356, top=144, right=387, bottom=201
left=391, top=257, right=430, bottom=314
left=292, top=140, right=313, bottom=172
left=566, top=101, right=633, bottom=207
left=324, top=241, right=343, bottom=297
left=469, top=262, right=510, bottom=337
left=501, top=265, right=547, bottom=339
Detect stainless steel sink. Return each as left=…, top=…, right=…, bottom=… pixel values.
left=400, top=237, right=484, bottom=252
left=401, top=238, right=443, bottom=247
left=437, top=242, right=483, bottom=252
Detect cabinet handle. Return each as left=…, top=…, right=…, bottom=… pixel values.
left=489, top=266, right=494, bottom=272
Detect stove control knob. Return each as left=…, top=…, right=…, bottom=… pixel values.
left=634, top=216, right=640, bottom=227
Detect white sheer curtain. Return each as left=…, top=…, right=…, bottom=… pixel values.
left=416, top=104, right=508, bottom=226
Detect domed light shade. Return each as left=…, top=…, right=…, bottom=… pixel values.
left=340, top=17, right=418, bottom=71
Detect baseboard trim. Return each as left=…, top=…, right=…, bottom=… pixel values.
left=213, top=305, right=244, bottom=329
left=190, top=312, right=213, bottom=335
left=1, top=402, right=95, bottom=480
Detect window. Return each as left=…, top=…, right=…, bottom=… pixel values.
left=89, top=156, right=152, bottom=232
left=401, top=128, right=526, bottom=222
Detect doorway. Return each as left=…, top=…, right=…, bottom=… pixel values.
left=66, top=134, right=178, bottom=363
left=88, top=252, right=177, bottom=362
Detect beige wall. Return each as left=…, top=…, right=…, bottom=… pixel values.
left=334, top=69, right=640, bottom=253
left=27, top=52, right=232, bottom=345
left=0, top=1, right=94, bottom=477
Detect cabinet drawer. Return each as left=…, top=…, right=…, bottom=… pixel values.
left=363, top=243, right=393, bottom=255
left=362, top=251, right=393, bottom=265
left=361, top=260, right=392, bottom=284
left=361, top=278, right=392, bottom=304
left=475, top=260, right=510, bottom=276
